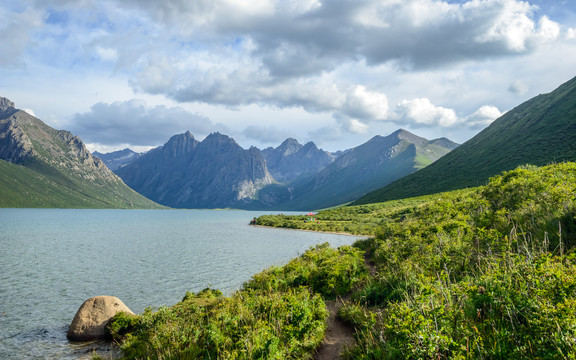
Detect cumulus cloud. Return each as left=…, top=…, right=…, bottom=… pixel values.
left=3, top=0, right=574, bottom=150
left=22, top=108, right=36, bottom=117
left=464, top=105, right=503, bottom=129
left=394, top=99, right=503, bottom=130
left=396, top=98, right=459, bottom=127
left=71, top=100, right=224, bottom=146
left=105, top=0, right=563, bottom=144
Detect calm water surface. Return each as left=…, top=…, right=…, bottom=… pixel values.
left=0, top=209, right=362, bottom=359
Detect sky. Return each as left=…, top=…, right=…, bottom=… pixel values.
left=1, top=0, right=575, bottom=153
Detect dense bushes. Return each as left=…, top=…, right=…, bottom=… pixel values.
left=110, top=162, right=576, bottom=359
left=107, top=244, right=365, bottom=359
left=339, top=163, right=576, bottom=359
left=244, top=243, right=367, bottom=298
left=109, top=288, right=326, bottom=359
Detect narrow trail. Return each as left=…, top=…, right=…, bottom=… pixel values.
left=314, top=299, right=354, bottom=360
left=314, top=252, right=377, bottom=359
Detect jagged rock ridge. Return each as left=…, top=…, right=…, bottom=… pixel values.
left=261, top=138, right=335, bottom=182
left=115, top=132, right=274, bottom=209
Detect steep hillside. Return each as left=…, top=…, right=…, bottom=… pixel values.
left=354, top=75, right=576, bottom=205
left=0, top=97, right=163, bottom=208
left=275, top=129, right=458, bottom=210
left=115, top=132, right=274, bottom=208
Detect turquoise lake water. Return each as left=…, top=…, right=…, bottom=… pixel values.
left=0, top=209, right=362, bottom=359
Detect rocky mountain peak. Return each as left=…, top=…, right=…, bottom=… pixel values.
left=277, top=138, right=302, bottom=156
left=0, top=97, right=15, bottom=112
left=164, top=131, right=198, bottom=156
left=0, top=97, right=17, bottom=118
left=201, top=132, right=241, bottom=150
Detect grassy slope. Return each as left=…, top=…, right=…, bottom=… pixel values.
left=0, top=158, right=163, bottom=208
left=0, top=109, right=163, bottom=209
left=354, top=76, right=576, bottom=205
left=110, top=162, right=576, bottom=359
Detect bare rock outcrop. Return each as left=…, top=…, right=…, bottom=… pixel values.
left=67, top=296, right=134, bottom=342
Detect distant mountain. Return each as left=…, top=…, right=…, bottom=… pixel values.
left=93, top=148, right=141, bottom=171
left=261, top=138, right=335, bottom=182
left=115, top=132, right=274, bottom=208
left=0, top=97, right=162, bottom=208
left=272, top=129, right=458, bottom=210
left=354, top=75, right=576, bottom=205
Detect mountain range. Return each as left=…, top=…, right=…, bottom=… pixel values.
left=354, top=74, right=576, bottom=205
left=0, top=97, right=162, bottom=208
left=109, top=128, right=457, bottom=210
left=115, top=131, right=275, bottom=209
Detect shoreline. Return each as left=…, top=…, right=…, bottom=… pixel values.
left=250, top=224, right=373, bottom=238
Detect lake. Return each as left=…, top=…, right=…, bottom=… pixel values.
left=0, top=209, right=363, bottom=359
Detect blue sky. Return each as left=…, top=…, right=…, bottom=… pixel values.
left=1, top=0, right=575, bottom=152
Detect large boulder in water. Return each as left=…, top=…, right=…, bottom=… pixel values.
left=67, top=295, right=134, bottom=341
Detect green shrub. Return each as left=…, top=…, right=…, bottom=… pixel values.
left=244, top=243, right=367, bottom=298
left=111, top=288, right=327, bottom=359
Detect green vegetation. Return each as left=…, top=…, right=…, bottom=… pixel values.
left=257, top=162, right=576, bottom=358
left=0, top=109, right=163, bottom=209
left=0, top=159, right=164, bottom=208
left=254, top=191, right=468, bottom=235
left=108, top=244, right=366, bottom=359
left=110, top=162, right=576, bottom=359
left=354, top=75, right=576, bottom=204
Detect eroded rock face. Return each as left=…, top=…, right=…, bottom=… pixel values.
left=67, top=296, right=134, bottom=342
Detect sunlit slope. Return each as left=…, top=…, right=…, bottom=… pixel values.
left=354, top=75, right=576, bottom=205
left=0, top=98, right=163, bottom=208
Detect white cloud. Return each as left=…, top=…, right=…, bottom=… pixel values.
left=1, top=0, right=575, bottom=151
left=22, top=108, right=36, bottom=117
left=396, top=98, right=459, bottom=127
left=464, top=105, right=503, bottom=129
left=343, top=86, right=389, bottom=122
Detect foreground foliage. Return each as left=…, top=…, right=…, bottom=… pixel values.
left=339, top=163, right=576, bottom=359
left=112, top=162, right=576, bottom=359
left=108, top=244, right=365, bottom=359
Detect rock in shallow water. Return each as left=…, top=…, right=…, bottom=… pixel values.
left=67, top=296, right=134, bottom=342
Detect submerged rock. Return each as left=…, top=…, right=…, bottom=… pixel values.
left=67, top=296, right=134, bottom=342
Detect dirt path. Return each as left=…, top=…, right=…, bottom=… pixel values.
left=314, top=299, right=354, bottom=360
left=314, top=252, right=377, bottom=359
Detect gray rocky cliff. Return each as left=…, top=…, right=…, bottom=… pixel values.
left=262, top=138, right=334, bottom=182
left=0, top=97, right=121, bottom=183
left=116, top=132, right=274, bottom=208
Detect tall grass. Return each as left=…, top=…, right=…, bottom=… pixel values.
left=108, top=244, right=366, bottom=359
left=110, top=162, right=576, bottom=359
left=339, top=163, right=576, bottom=359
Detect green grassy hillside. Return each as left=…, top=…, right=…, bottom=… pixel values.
left=354, top=75, right=576, bottom=205
left=0, top=159, right=163, bottom=208
left=109, top=162, right=576, bottom=359
left=0, top=101, right=163, bottom=209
